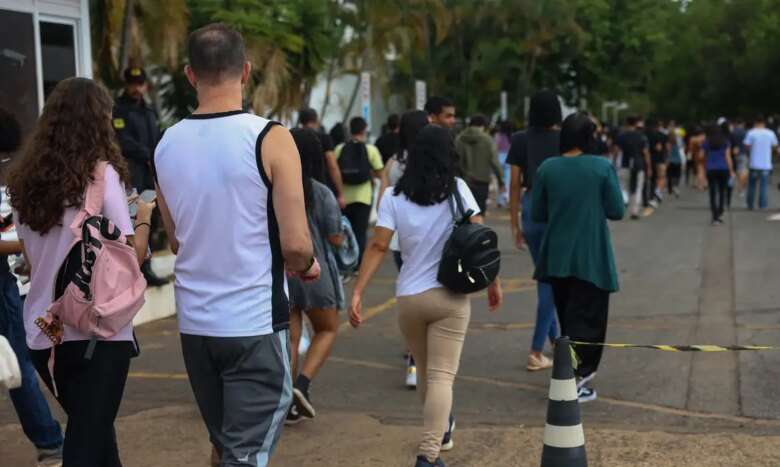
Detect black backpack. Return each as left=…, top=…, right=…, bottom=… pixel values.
left=338, top=141, right=372, bottom=185
left=437, top=189, right=501, bottom=294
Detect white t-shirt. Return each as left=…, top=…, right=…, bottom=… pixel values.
left=377, top=178, right=480, bottom=297
left=154, top=111, right=289, bottom=337
left=745, top=128, right=778, bottom=170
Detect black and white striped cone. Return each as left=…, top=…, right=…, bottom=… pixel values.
left=541, top=336, right=587, bottom=467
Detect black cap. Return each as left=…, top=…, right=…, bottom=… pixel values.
left=123, top=67, right=147, bottom=84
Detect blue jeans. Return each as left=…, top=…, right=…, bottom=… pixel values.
left=521, top=196, right=559, bottom=352
left=497, top=152, right=511, bottom=206
left=0, top=272, right=63, bottom=449
left=747, top=169, right=770, bottom=210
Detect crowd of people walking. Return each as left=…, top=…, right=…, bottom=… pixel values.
left=0, top=21, right=778, bottom=467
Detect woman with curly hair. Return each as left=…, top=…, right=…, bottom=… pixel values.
left=6, top=77, right=155, bottom=467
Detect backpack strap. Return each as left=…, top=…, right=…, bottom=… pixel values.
left=69, top=161, right=108, bottom=237
left=447, top=183, right=474, bottom=224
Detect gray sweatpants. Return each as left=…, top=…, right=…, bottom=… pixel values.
left=181, top=330, right=292, bottom=467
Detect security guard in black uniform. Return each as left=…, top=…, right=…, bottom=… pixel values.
left=113, top=67, right=169, bottom=286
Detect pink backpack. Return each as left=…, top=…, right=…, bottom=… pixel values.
left=35, top=162, right=147, bottom=359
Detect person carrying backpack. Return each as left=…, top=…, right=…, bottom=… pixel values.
left=336, top=117, right=385, bottom=265
left=7, top=77, right=155, bottom=467
left=349, top=125, right=503, bottom=467
left=285, top=128, right=346, bottom=425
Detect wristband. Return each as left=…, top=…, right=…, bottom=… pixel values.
left=300, top=255, right=315, bottom=274
left=134, top=222, right=151, bottom=231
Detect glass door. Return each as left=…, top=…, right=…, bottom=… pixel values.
left=39, top=18, right=78, bottom=101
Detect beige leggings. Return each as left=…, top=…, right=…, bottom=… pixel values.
left=397, top=288, right=471, bottom=462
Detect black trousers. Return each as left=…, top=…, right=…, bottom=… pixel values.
left=707, top=170, right=729, bottom=221
left=31, top=340, right=135, bottom=467
left=667, top=163, right=682, bottom=193
left=549, top=277, right=610, bottom=379
left=343, top=202, right=372, bottom=265
left=467, top=181, right=490, bottom=214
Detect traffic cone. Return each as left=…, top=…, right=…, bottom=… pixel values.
left=541, top=336, right=587, bottom=467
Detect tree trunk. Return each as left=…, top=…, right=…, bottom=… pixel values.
left=319, top=59, right=337, bottom=121
left=118, top=0, right=135, bottom=75
left=342, top=72, right=361, bottom=123
left=342, top=48, right=370, bottom=123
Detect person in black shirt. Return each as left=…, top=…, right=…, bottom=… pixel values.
left=113, top=67, right=169, bottom=286
left=614, top=116, right=651, bottom=219
left=114, top=67, right=159, bottom=193
left=507, top=90, right=561, bottom=371
left=646, top=119, right=669, bottom=203
left=375, top=114, right=401, bottom=164
left=299, top=108, right=346, bottom=208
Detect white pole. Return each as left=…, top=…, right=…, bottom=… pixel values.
left=415, top=80, right=427, bottom=111
left=360, top=72, right=371, bottom=131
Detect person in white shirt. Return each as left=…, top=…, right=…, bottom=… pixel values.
left=154, top=23, right=319, bottom=467
left=744, top=116, right=778, bottom=210
left=349, top=125, right=502, bottom=467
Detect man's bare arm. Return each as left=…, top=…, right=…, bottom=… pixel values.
left=263, top=126, right=314, bottom=272
left=155, top=183, right=179, bottom=255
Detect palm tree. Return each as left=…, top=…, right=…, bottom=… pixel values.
left=196, top=0, right=333, bottom=120
left=90, top=0, right=189, bottom=88
left=338, top=0, right=451, bottom=121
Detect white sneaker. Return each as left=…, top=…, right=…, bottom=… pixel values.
left=576, top=372, right=597, bottom=390
left=405, top=360, right=417, bottom=389
left=577, top=386, right=598, bottom=403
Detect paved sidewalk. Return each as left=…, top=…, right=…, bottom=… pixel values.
left=3, top=186, right=780, bottom=466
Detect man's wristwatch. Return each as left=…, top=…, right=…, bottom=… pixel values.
left=300, top=256, right=315, bottom=274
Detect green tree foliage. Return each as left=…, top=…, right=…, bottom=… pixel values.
left=93, top=0, right=780, bottom=124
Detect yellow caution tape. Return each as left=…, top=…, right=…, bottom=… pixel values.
left=571, top=342, right=777, bottom=352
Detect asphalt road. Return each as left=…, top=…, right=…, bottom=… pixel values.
left=3, top=185, right=780, bottom=466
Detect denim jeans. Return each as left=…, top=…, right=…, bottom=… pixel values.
left=497, top=152, right=511, bottom=206
left=0, top=271, right=63, bottom=449
left=747, top=169, right=770, bottom=210
left=521, top=196, right=559, bottom=352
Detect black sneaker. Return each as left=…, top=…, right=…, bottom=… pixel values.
left=293, top=387, right=316, bottom=419
left=285, top=405, right=304, bottom=426
left=415, top=455, right=446, bottom=467
left=441, top=414, right=455, bottom=451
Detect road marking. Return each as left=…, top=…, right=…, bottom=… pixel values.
left=337, top=297, right=397, bottom=332
left=326, top=357, right=780, bottom=427
left=128, top=371, right=187, bottom=380
left=128, top=355, right=780, bottom=426
left=338, top=279, right=536, bottom=332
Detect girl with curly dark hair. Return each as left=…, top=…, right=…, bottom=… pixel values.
left=7, top=77, right=155, bottom=466
left=349, top=125, right=503, bottom=467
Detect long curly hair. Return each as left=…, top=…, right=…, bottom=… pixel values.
left=7, top=77, right=129, bottom=234
left=394, top=124, right=458, bottom=206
